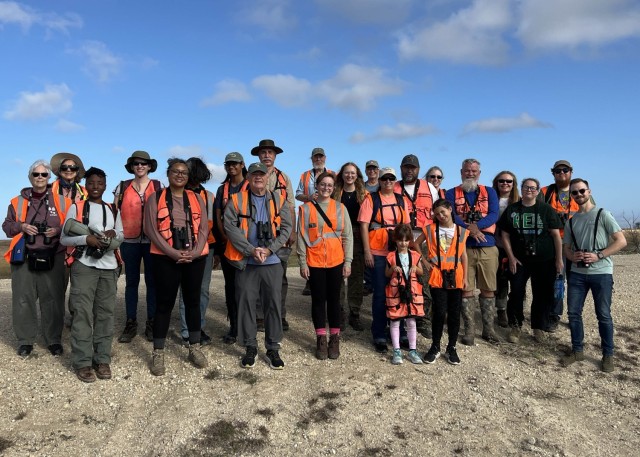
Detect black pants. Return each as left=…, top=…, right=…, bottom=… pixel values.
left=431, top=287, right=462, bottom=349
left=309, top=264, right=343, bottom=330
left=507, top=259, right=555, bottom=330
left=151, top=254, right=206, bottom=348
left=220, top=254, right=238, bottom=337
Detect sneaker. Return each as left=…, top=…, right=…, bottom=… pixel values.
left=445, top=346, right=461, bottom=365
left=76, top=366, right=96, bottom=383
left=406, top=349, right=423, bottom=365
left=188, top=346, right=208, bottom=369
left=48, top=344, right=63, bottom=356
left=348, top=314, right=364, bottom=331
left=200, top=331, right=212, bottom=346
left=118, top=319, right=138, bottom=343
left=92, top=363, right=112, bottom=380
left=150, top=349, right=165, bottom=376
left=302, top=281, right=311, bottom=296
left=144, top=319, right=153, bottom=342
left=560, top=351, right=585, bottom=367
left=266, top=349, right=285, bottom=370
left=256, top=319, right=265, bottom=333
left=223, top=332, right=236, bottom=345
left=423, top=345, right=440, bottom=364
left=282, top=317, right=290, bottom=331
left=17, top=345, right=33, bottom=357
left=507, top=326, right=521, bottom=344
left=601, top=355, right=614, bottom=373
left=374, top=341, right=388, bottom=354
left=241, top=346, right=258, bottom=368
left=391, top=348, right=403, bottom=365
left=328, top=334, right=340, bottom=360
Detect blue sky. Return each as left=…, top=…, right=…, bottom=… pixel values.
left=1, top=0, right=639, bottom=234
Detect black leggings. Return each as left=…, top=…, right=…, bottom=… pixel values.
left=220, top=254, right=238, bottom=336
left=431, top=287, right=462, bottom=349
left=309, top=264, right=343, bottom=330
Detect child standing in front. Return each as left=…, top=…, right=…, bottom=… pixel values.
left=385, top=224, right=424, bottom=365
left=415, top=199, right=468, bottom=365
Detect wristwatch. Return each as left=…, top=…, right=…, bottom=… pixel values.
left=597, top=251, right=605, bottom=260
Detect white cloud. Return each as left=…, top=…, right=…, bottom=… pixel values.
left=397, top=0, right=512, bottom=65
left=317, top=64, right=403, bottom=111
left=166, top=145, right=203, bottom=158
left=201, top=79, right=251, bottom=106
left=55, top=118, right=84, bottom=133
left=238, top=0, right=297, bottom=33
left=77, top=41, right=123, bottom=83
left=0, top=1, right=82, bottom=34
left=4, top=83, right=73, bottom=121
left=207, top=163, right=227, bottom=184
left=252, top=74, right=311, bottom=107
left=350, top=122, right=439, bottom=143
left=462, top=112, right=552, bottom=134
left=316, top=0, right=413, bottom=25
left=517, top=0, right=640, bottom=50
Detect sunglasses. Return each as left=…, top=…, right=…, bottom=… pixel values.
left=571, top=188, right=588, bottom=196
left=379, top=176, right=395, bottom=182
left=60, top=165, right=79, bottom=172
left=32, top=172, right=49, bottom=178
left=428, top=175, right=443, bottom=180
left=132, top=161, right=149, bottom=167
left=498, top=179, right=513, bottom=184
left=553, top=167, right=571, bottom=174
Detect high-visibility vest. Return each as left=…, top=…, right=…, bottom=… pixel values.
left=385, top=250, right=424, bottom=320
left=3, top=195, right=29, bottom=264
left=117, top=179, right=161, bottom=238
left=299, top=168, right=330, bottom=196
left=298, top=199, right=345, bottom=268
left=394, top=179, right=434, bottom=229
left=149, top=189, right=208, bottom=256
left=51, top=179, right=86, bottom=219
left=423, top=223, right=468, bottom=289
left=221, top=179, right=249, bottom=209
left=195, top=188, right=216, bottom=245
left=367, top=192, right=406, bottom=251
left=268, top=167, right=289, bottom=204
left=541, top=184, right=579, bottom=237
left=453, top=185, right=495, bottom=234
left=64, top=200, right=117, bottom=267
left=223, top=190, right=283, bottom=262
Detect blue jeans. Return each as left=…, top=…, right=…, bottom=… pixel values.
left=567, top=272, right=614, bottom=356
left=121, top=242, right=156, bottom=321
left=179, top=250, right=214, bottom=338
left=371, top=255, right=389, bottom=342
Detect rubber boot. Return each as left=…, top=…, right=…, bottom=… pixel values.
left=480, top=296, right=501, bottom=344
left=460, top=297, right=475, bottom=346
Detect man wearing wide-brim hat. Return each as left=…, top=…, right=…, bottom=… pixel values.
left=250, top=139, right=296, bottom=332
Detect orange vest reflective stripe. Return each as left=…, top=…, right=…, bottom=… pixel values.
left=453, top=185, right=496, bottom=234
left=541, top=185, right=578, bottom=237
left=385, top=250, right=424, bottom=320
left=197, top=188, right=216, bottom=245
left=3, top=196, right=29, bottom=263
left=221, top=180, right=249, bottom=209
left=298, top=200, right=345, bottom=268
left=119, top=180, right=159, bottom=238
left=51, top=180, right=85, bottom=219
left=423, top=224, right=468, bottom=289
left=224, top=191, right=283, bottom=262
left=150, top=189, right=208, bottom=256
left=299, top=168, right=331, bottom=195
left=367, top=192, right=406, bottom=251
left=394, top=179, right=434, bottom=229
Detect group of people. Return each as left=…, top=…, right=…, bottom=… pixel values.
left=3, top=142, right=627, bottom=382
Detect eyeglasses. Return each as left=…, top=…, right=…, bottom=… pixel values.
left=379, top=176, right=395, bottom=182
left=169, top=169, right=189, bottom=176
left=31, top=172, right=49, bottom=178
left=132, top=161, right=148, bottom=167
left=522, top=186, right=538, bottom=192
left=571, top=188, right=588, bottom=196
left=553, top=168, right=571, bottom=174
left=498, top=179, right=513, bottom=184
left=428, top=175, right=443, bottom=180
left=60, top=165, right=79, bottom=172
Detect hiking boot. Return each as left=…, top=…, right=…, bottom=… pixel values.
left=266, top=349, right=285, bottom=370
left=92, top=363, right=112, bottom=380
left=144, top=319, right=153, bottom=342
left=118, top=319, right=138, bottom=343
left=48, top=344, right=63, bottom=356
left=316, top=335, right=328, bottom=360
left=497, top=309, right=508, bottom=328
left=547, top=318, right=559, bottom=333
left=445, top=346, right=461, bottom=365
left=76, top=366, right=96, bottom=383
left=242, top=346, right=257, bottom=368
left=200, top=331, right=212, bottom=346
left=423, top=345, right=440, bottom=364
left=407, top=349, right=423, bottom=365
left=480, top=297, right=501, bottom=344
left=391, top=348, right=403, bottom=365
left=328, top=334, right=340, bottom=360
left=416, top=317, right=432, bottom=339
left=188, top=346, right=208, bottom=369
left=508, top=326, right=521, bottom=344
left=256, top=319, right=265, bottom=332
left=282, top=318, right=290, bottom=331
left=150, top=349, right=165, bottom=376
left=17, top=345, right=33, bottom=357
left=533, top=329, right=546, bottom=343
left=302, top=281, right=311, bottom=296
left=348, top=313, right=364, bottom=331
left=223, top=332, right=237, bottom=345
left=560, top=351, right=584, bottom=367
left=461, top=298, right=475, bottom=346
left=374, top=341, right=388, bottom=353
left=601, top=355, right=614, bottom=373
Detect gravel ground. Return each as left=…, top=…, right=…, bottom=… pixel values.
left=0, top=255, right=639, bottom=457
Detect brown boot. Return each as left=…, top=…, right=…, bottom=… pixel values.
left=328, top=334, right=340, bottom=359
left=460, top=298, right=475, bottom=346
left=315, top=335, right=328, bottom=360
left=479, top=297, right=501, bottom=344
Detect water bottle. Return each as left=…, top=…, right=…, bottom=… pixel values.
left=554, top=274, right=565, bottom=305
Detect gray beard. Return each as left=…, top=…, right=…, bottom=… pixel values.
left=461, top=179, right=478, bottom=193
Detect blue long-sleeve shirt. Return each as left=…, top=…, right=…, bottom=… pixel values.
left=445, top=185, right=499, bottom=248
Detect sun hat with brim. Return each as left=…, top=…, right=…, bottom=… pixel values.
left=379, top=167, right=397, bottom=180
left=50, top=152, right=86, bottom=181
left=125, top=150, right=158, bottom=174
left=247, top=162, right=268, bottom=174
left=251, top=139, right=283, bottom=156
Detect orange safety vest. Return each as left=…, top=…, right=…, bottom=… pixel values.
left=367, top=192, right=406, bottom=252
left=299, top=168, right=330, bottom=196
left=298, top=199, right=345, bottom=268
left=385, top=250, right=424, bottom=320
left=268, top=167, right=289, bottom=204
left=150, top=189, right=208, bottom=256
left=453, top=185, right=495, bottom=234
left=3, top=196, right=29, bottom=263
left=118, top=179, right=160, bottom=239
left=51, top=180, right=86, bottom=219
left=64, top=200, right=119, bottom=267
left=224, top=190, right=283, bottom=262
left=438, top=188, right=446, bottom=200
left=394, top=179, right=434, bottom=229
left=195, top=188, right=216, bottom=245
left=423, top=223, right=468, bottom=289
left=221, top=179, right=249, bottom=209
left=541, top=184, right=579, bottom=237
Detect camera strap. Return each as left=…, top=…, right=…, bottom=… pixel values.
left=27, top=192, right=48, bottom=225
left=435, top=220, right=459, bottom=272
left=311, top=201, right=341, bottom=240
left=81, top=200, right=108, bottom=230
left=569, top=208, right=602, bottom=251
left=165, top=188, right=196, bottom=248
